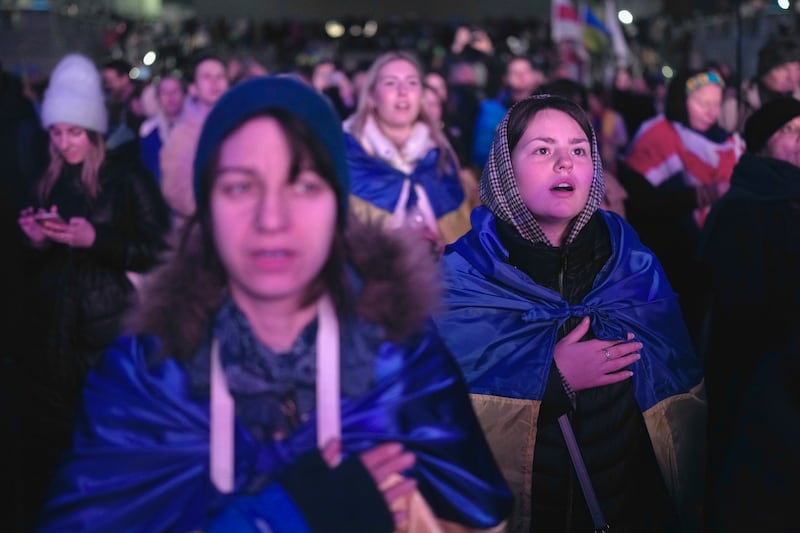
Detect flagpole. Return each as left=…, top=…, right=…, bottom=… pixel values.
left=735, top=0, right=742, bottom=113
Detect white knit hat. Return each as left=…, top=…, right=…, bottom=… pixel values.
left=41, top=54, right=108, bottom=134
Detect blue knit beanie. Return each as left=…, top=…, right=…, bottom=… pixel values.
left=193, top=75, right=349, bottom=223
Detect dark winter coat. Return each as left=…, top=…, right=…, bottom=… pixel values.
left=22, top=155, right=169, bottom=524
left=496, top=213, right=675, bottom=533
left=699, top=153, right=800, bottom=528
left=709, top=336, right=800, bottom=532
left=30, top=158, right=170, bottom=375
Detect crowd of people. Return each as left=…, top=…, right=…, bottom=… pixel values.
left=3, top=21, right=800, bottom=533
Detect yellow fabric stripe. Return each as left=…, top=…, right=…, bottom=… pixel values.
left=438, top=199, right=473, bottom=244
left=643, top=381, right=707, bottom=533
left=470, top=386, right=706, bottom=533
left=349, top=194, right=393, bottom=226
left=385, top=478, right=507, bottom=533
left=470, top=394, right=539, bottom=533
left=349, top=194, right=472, bottom=245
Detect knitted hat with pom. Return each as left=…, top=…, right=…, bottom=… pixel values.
left=41, top=54, right=108, bottom=134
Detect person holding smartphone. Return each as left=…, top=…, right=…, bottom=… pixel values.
left=16, top=53, right=169, bottom=527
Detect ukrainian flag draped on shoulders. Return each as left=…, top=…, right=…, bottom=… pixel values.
left=436, top=206, right=701, bottom=406
left=344, top=132, right=472, bottom=244
left=433, top=206, right=706, bottom=531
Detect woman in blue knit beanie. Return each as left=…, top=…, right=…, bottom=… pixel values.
left=38, top=75, right=511, bottom=533
left=344, top=51, right=472, bottom=256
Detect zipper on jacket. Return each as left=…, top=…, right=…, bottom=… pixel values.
left=559, top=248, right=577, bottom=532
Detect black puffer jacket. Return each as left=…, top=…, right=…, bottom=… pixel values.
left=22, top=156, right=170, bottom=524
left=30, top=158, right=170, bottom=375
left=498, top=213, right=675, bottom=533
left=700, top=154, right=800, bottom=530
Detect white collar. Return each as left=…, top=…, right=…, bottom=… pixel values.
left=358, top=116, right=435, bottom=174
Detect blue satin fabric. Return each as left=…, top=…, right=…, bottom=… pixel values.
left=344, top=133, right=465, bottom=217
left=39, top=327, right=511, bottom=532
left=434, top=207, right=702, bottom=410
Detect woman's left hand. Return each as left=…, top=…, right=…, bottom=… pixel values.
left=41, top=216, right=96, bottom=248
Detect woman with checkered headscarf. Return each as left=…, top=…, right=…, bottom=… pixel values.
left=433, top=95, right=705, bottom=532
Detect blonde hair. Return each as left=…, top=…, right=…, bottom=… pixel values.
left=350, top=51, right=458, bottom=173
left=38, top=129, right=106, bottom=204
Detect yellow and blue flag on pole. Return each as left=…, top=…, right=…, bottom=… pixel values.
left=582, top=5, right=610, bottom=53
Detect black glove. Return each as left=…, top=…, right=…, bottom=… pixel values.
left=277, top=449, right=395, bottom=533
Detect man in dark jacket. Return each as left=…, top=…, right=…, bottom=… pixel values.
left=701, top=97, right=800, bottom=531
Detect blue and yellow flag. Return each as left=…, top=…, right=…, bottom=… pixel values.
left=582, top=5, right=610, bottom=53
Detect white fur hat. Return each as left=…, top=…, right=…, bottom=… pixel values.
left=41, top=54, right=108, bottom=134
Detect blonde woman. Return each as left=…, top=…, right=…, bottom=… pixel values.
left=344, top=51, right=472, bottom=253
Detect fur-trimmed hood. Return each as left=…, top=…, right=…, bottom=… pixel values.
left=126, top=217, right=441, bottom=360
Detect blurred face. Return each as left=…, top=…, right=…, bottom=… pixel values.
left=102, top=68, right=130, bottom=100
left=312, top=62, right=335, bottom=92
left=49, top=123, right=92, bottom=165
left=792, top=63, right=800, bottom=90
left=422, top=87, right=443, bottom=125
left=505, top=58, right=539, bottom=97
left=587, top=93, right=604, bottom=116
left=211, top=117, right=337, bottom=310
left=511, top=109, right=594, bottom=245
left=763, top=62, right=800, bottom=94
left=158, top=77, right=185, bottom=119
left=449, top=63, right=477, bottom=86
left=191, top=59, right=229, bottom=108
left=352, top=70, right=367, bottom=99
left=686, top=83, right=722, bottom=132
left=614, top=69, right=632, bottom=91
left=424, top=72, right=447, bottom=103
left=765, top=115, right=800, bottom=167
left=370, top=59, right=423, bottom=131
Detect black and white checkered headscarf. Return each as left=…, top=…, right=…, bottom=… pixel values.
left=479, top=94, right=605, bottom=247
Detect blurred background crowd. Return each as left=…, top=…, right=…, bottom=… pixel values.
left=3, top=0, right=800, bottom=531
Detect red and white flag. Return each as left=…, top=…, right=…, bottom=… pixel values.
left=551, top=0, right=583, bottom=43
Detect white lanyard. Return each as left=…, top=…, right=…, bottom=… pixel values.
left=209, top=295, right=341, bottom=493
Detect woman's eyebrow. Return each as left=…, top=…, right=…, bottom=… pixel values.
left=524, top=136, right=589, bottom=144
left=215, top=166, right=257, bottom=177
